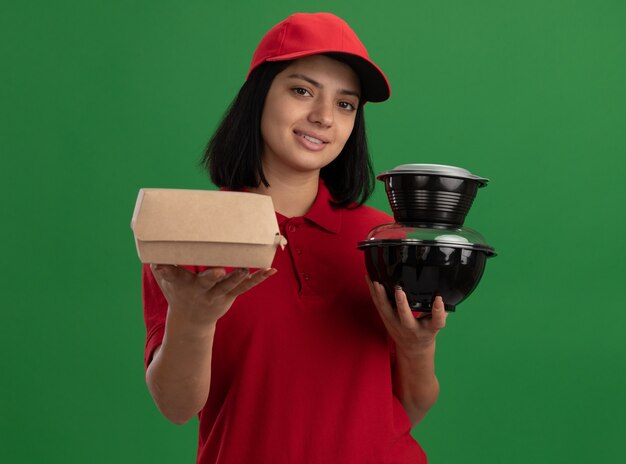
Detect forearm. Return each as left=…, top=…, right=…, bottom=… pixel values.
left=146, top=308, right=216, bottom=425
left=393, top=342, right=440, bottom=427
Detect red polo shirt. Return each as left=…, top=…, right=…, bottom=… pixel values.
left=142, top=181, right=428, bottom=463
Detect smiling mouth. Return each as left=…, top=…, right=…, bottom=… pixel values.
left=294, top=130, right=329, bottom=145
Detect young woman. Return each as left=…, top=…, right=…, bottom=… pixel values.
left=142, top=12, right=447, bottom=463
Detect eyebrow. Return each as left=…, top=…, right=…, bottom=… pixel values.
left=287, top=73, right=361, bottom=99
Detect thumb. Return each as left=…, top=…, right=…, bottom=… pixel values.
left=150, top=264, right=184, bottom=282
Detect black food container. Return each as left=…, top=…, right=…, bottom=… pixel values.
left=377, top=164, right=489, bottom=226
left=358, top=223, right=496, bottom=312
left=361, top=164, right=496, bottom=312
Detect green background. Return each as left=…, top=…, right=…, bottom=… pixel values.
left=2, top=0, right=625, bottom=462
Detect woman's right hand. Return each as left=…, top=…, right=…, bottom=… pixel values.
left=146, top=264, right=276, bottom=423
left=150, top=264, right=277, bottom=326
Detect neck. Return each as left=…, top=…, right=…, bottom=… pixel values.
left=251, top=169, right=320, bottom=218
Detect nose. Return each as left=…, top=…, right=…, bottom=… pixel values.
left=308, top=98, right=333, bottom=127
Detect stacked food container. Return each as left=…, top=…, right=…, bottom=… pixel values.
left=358, top=164, right=496, bottom=312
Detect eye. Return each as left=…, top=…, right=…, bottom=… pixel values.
left=292, top=87, right=312, bottom=97
left=338, top=101, right=356, bottom=111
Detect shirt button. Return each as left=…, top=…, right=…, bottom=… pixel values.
left=295, top=247, right=302, bottom=255
left=302, top=273, right=310, bottom=281
left=287, top=224, right=297, bottom=233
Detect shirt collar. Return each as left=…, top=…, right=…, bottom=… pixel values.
left=223, top=180, right=342, bottom=234
left=275, top=179, right=342, bottom=234
left=302, top=179, right=342, bottom=234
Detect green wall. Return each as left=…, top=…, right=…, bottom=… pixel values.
left=2, top=1, right=625, bottom=462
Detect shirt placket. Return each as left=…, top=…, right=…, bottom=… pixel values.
left=282, top=217, right=315, bottom=296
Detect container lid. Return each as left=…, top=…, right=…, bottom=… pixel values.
left=377, top=164, right=489, bottom=186
left=358, top=222, right=496, bottom=255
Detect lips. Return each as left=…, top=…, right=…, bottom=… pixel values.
left=293, top=130, right=329, bottom=145
left=302, top=134, right=324, bottom=145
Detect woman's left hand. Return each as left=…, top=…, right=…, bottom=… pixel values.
left=366, top=277, right=447, bottom=353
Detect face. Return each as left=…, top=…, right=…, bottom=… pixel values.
left=260, top=55, right=361, bottom=178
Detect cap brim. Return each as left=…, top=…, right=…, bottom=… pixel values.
left=267, top=50, right=391, bottom=103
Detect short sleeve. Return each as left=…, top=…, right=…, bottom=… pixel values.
left=142, top=263, right=168, bottom=370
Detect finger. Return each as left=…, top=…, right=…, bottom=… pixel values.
left=395, top=286, right=418, bottom=329
left=197, top=267, right=227, bottom=289
left=366, top=277, right=395, bottom=326
left=150, top=263, right=191, bottom=283
left=365, top=276, right=382, bottom=307
left=227, top=268, right=277, bottom=296
left=364, top=276, right=381, bottom=308
left=430, top=296, right=448, bottom=330
left=211, top=268, right=251, bottom=294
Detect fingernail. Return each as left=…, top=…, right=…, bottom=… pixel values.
left=394, top=285, right=402, bottom=291
left=265, top=268, right=278, bottom=277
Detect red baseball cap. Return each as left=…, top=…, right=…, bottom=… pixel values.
left=248, top=12, right=391, bottom=102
